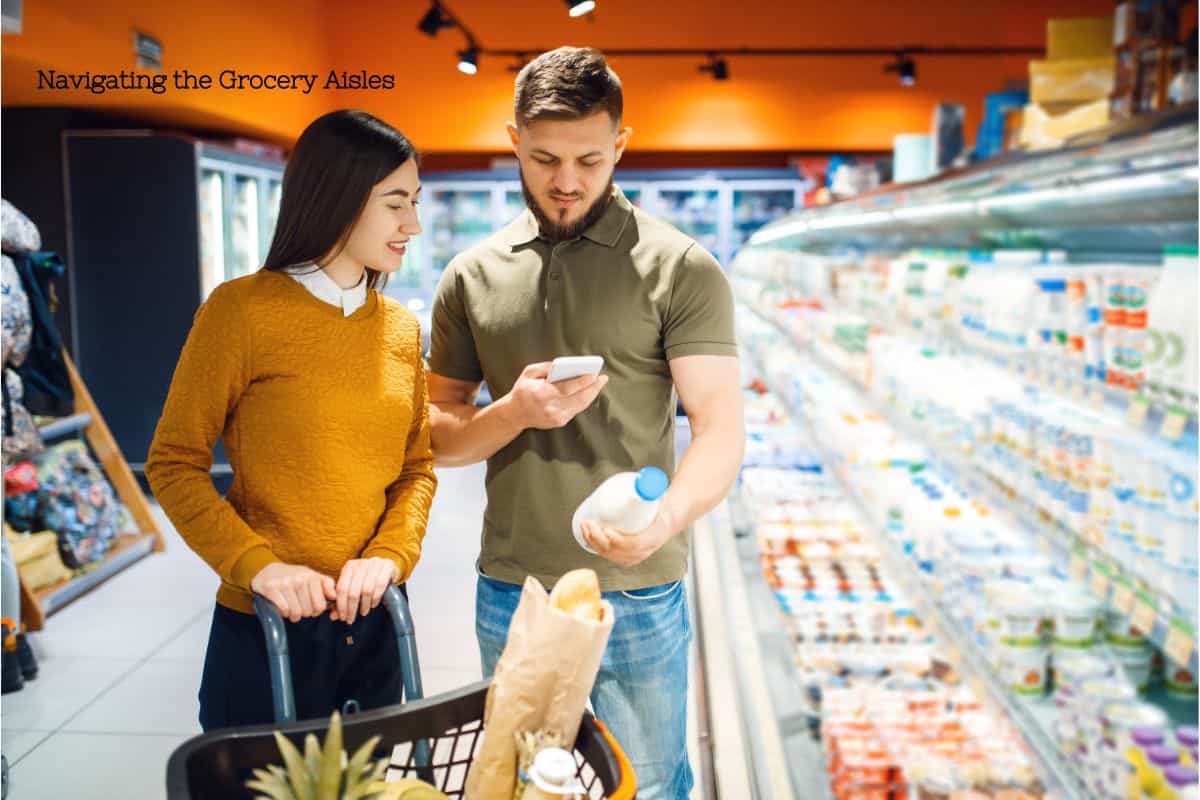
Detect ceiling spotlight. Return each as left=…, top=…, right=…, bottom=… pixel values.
left=457, top=47, right=479, bottom=75
left=565, top=0, right=596, bottom=16
left=417, top=2, right=454, bottom=37
left=699, top=55, right=729, bottom=81
left=884, top=54, right=917, bottom=86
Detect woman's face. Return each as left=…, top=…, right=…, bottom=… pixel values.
left=338, top=159, right=422, bottom=274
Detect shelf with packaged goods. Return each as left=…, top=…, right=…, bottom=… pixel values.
left=740, top=297, right=1199, bottom=680
left=738, top=340, right=1090, bottom=800
left=819, top=287, right=1197, bottom=441
left=748, top=115, right=1198, bottom=256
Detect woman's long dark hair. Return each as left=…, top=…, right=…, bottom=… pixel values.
left=263, top=110, right=417, bottom=291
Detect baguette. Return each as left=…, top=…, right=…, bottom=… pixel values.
left=549, top=569, right=603, bottom=622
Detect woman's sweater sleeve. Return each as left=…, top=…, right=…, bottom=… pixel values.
left=144, top=285, right=280, bottom=589
left=362, top=327, right=438, bottom=583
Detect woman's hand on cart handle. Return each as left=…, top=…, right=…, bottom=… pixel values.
left=332, top=558, right=399, bottom=625
left=250, top=563, right=337, bottom=623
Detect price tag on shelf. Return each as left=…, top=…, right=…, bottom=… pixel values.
left=1088, top=389, right=1105, bottom=411
left=1069, top=553, right=1088, bottom=581
left=1165, top=621, right=1195, bottom=668
left=1132, top=598, right=1157, bottom=636
left=1161, top=404, right=1190, bottom=442
left=1112, top=582, right=1135, bottom=615
left=1090, top=570, right=1110, bottom=600
left=1127, top=395, right=1150, bottom=428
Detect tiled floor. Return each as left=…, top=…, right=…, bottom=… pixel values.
left=1, top=464, right=705, bottom=799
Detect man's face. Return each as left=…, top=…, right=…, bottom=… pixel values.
left=508, top=112, right=631, bottom=241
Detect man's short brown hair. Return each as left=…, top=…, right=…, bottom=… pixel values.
left=514, top=47, right=623, bottom=127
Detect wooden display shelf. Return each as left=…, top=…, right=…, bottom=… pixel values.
left=16, top=353, right=163, bottom=632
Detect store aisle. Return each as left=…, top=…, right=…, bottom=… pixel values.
left=2, top=465, right=487, bottom=800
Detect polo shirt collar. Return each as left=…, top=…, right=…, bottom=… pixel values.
left=503, top=186, right=633, bottom=249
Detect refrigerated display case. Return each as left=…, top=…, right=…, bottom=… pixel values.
left=698, top=116, right=1199, bottom=799
left=64, top=132, right=283, bottom=477
left=409, top=169, right=804, bottom=309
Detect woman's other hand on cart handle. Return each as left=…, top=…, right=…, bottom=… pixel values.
left=332, top=558, right=399, bottom=625
left=250, top=563, right=337, bottom=623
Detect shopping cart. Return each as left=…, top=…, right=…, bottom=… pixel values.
left=165, top=585, right=637, bottom=798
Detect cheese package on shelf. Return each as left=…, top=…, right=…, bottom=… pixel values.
left=1046, top=16, right=1116, bottom=61
left=1029, top=57, right=1117, bottom=104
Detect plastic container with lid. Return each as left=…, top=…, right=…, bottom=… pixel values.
left=1053, top=651, right=1111, bottom=711
left=1104, top=701, right=1172, bottom=757
left=1052, top=591, right=1102, bottom=646
left=1110, top=642, right=1155, bottom=692
left=993, top=591, right=1045, bottom=647
left=1164, top=764, right=1200, bottom=800
left=1107, top=606, right=1151, bottom=647
left=999, top=644, right=1048, bottom=696
left=1165, top=653, right=1199, bottom=698
left=1132, top=727, right=1169, bottom=749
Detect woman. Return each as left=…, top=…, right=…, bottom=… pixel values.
left=145, top=110, right=436, bottom=730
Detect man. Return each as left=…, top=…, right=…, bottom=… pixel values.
left=427, top=47, right=744, bottom=800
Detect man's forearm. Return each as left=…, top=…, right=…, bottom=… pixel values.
left=429, top=396, right=526, bottom=467
left=658, top=419, right=745, bottom=535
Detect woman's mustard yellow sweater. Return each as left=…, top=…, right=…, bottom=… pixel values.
left=145, top=269, right=437, bottom=613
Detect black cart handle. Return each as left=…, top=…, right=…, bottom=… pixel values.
left=252, top=584, right=425, bottom=724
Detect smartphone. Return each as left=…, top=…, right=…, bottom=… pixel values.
left=547, top=356, right=605, bottom=383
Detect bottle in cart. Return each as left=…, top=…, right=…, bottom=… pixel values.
left=520, top=748, right=585, bottom=800
left=573, top=467, right=670, bottom=554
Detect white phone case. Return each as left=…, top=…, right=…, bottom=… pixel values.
left=548, top=356, right=605, bottom=383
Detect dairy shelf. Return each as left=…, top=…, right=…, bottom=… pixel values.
left=740, top=299, right=1199, bottom=678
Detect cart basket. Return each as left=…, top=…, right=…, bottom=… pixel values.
left=165, top=679, right=637, bottom=799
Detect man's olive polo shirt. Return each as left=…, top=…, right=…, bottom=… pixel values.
left=429, top=187, right=737, bottom=591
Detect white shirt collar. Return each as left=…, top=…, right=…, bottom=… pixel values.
left=286, top=266, right=368, bottom=317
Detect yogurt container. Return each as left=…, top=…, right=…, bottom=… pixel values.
left=1052, top=591, right=1102, bottom=647
left=1109, top=642, right=1155, bottom=692
left=999, top=644, right=1048, bottom=696
left=1106, top=607, right=1150, bottom=647
left=1053, top=652, right=1112, bottom=709
left=994, top=591, right=1046, bottom=647
left=1102, top=701, right=1171, bottom=755
left=1165, top=653, right=1199, bottom=698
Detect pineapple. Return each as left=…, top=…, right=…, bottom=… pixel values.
left=246, top=711, right=448, bottom=800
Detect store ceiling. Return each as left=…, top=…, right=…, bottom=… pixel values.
left=1, top=0, right=1160, bottom=154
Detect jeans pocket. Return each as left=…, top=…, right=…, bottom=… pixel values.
left=618, top=580, right=682, bottom=602
left=475, top=563, right=522, bottom=592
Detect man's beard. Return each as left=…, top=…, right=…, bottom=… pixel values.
left=521, top=170, right=614, bottom=243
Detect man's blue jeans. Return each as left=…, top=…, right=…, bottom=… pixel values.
left=476, top=571, right=694, bottom=800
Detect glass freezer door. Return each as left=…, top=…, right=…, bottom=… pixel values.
left=198, top=169, right=225, bottom=300
left=428, top=188, right=494, bottom=279
left=655, top=187, right=723, bottom=260
left=730, top=186, right=799, bottom=263
left=229, top=175, right=261, bottom=282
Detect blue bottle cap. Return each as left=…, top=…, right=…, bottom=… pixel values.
left=635, top=467, right=670, bottom=501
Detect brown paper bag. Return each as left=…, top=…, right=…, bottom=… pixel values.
left=464, top=576, right=614, bottom=799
